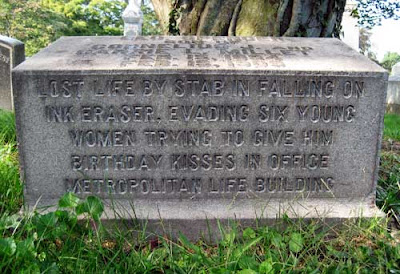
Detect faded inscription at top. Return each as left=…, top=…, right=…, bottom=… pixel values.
left=17, top=36, right=385, bottom=72
left=75, top=37, right=313, bottom=68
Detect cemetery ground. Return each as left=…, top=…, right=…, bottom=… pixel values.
left=0, top=111, right=398, bottom=272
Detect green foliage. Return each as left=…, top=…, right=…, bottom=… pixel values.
left=141, top=0, right=162, bottom=35
left=0, top=110, right=21, bottom=215
left=0, top=143, right=21, bottom=214
left=0, top=109, right=16, bottom=144
left=378, top=114, right=400, bottom=223
left=354, top=0, right=400, bottom=29
left=41, top=0, right=126, bottom=36
left=288, top=232, right=304, bottom=253
left=58, top=192, right=80, bottom=208
left=0, top=193, right=106, bottom=272
left=168, top=0, right=181, bottom=36
left=381, top=52, right=400, bottom=74
left=0, top=238, right=16, bottom=257
left=75, top=195, right=104, bottom=221
left=378, top=151, right=400, bottom=218
left=0, top=0, right=68, bottom=56
left=0, top=0, right=162, bottom=56
left=384, top=114, right=400, bottom=141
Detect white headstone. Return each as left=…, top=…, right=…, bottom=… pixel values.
left=387, top=63, right=400, bottom=113
left=392, top=62, right=400, bottom=76
left=122, top=0, right=143, bottom=37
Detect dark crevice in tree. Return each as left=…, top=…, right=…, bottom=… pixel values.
left=332, top=0, right=345, bottom=37
left=168, top=1, right=180, bottom=35
left=275, top=0, right=292, bottom=36
left=174, top=0, right=194, bottom=35
left=304, top=0, right=323, bottom=37
left=197, top=0, right=239, bottom=35
left=321, top=0, right=336, bottom=37
left=191, top=0, right=207, bottom=34
left=321, top=0, right=345, bottom=37
left=283, top=0, right=302, bottom=36
left=228, top=0, right=243, bottom=36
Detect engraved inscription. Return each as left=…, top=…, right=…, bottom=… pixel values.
left=0, top=52, right=10, bottom=64
left=34, top=74, right=370, bottom=199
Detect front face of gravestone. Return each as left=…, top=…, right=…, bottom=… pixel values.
left=0, top=44, right=12, bottom=110
left=13, top=36, right=387, bottom=216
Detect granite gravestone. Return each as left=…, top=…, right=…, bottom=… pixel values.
left=13, top=36, right=387, bottom=238
left=0, top=35, right=24, bottom=111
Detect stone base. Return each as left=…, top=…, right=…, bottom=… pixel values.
left=26, top=197, right=385, bottom=241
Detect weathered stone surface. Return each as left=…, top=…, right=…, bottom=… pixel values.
left=13, top=36, right=386, bottom=238
left=0, top=36, right=24, bottom=110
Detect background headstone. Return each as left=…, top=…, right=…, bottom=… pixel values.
left=13, top=36, right=386, bottom=239
left=392, top=62, right=400, bottom=76
left=0, top=35, right=24, bottom=111
left=387, top=63, right=400, bottom=114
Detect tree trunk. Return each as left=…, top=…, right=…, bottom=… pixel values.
left=151, top=0, right=345, bottom=37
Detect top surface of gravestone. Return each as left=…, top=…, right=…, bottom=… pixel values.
left=0, top=35, right=24, bottom=48
left=14, top=36, right=385, bottom=73
left=0, top=35, right=25, bottom=68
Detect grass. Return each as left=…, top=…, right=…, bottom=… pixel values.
left=0, top=110, right=21, bottom=215
left=384, top=113, right=400, bottom=141
left=1, top=208, right=399, bottom=272
left=0, top=111, right=399, bottom=272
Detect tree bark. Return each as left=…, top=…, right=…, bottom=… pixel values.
left=150, top=0, right=172, bottom=31
left=151, top=0, right=345, bottom=37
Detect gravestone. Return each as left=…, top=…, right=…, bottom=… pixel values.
left=13, top=36, right=387, bottom=238
left=0, top=36, right=24, bottom=111
left=387, top=63, right=400, bottom=114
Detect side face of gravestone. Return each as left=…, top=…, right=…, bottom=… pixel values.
left=0, top=35, right=24, bottom=111
left=13, top=36, right=387, bottom=236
